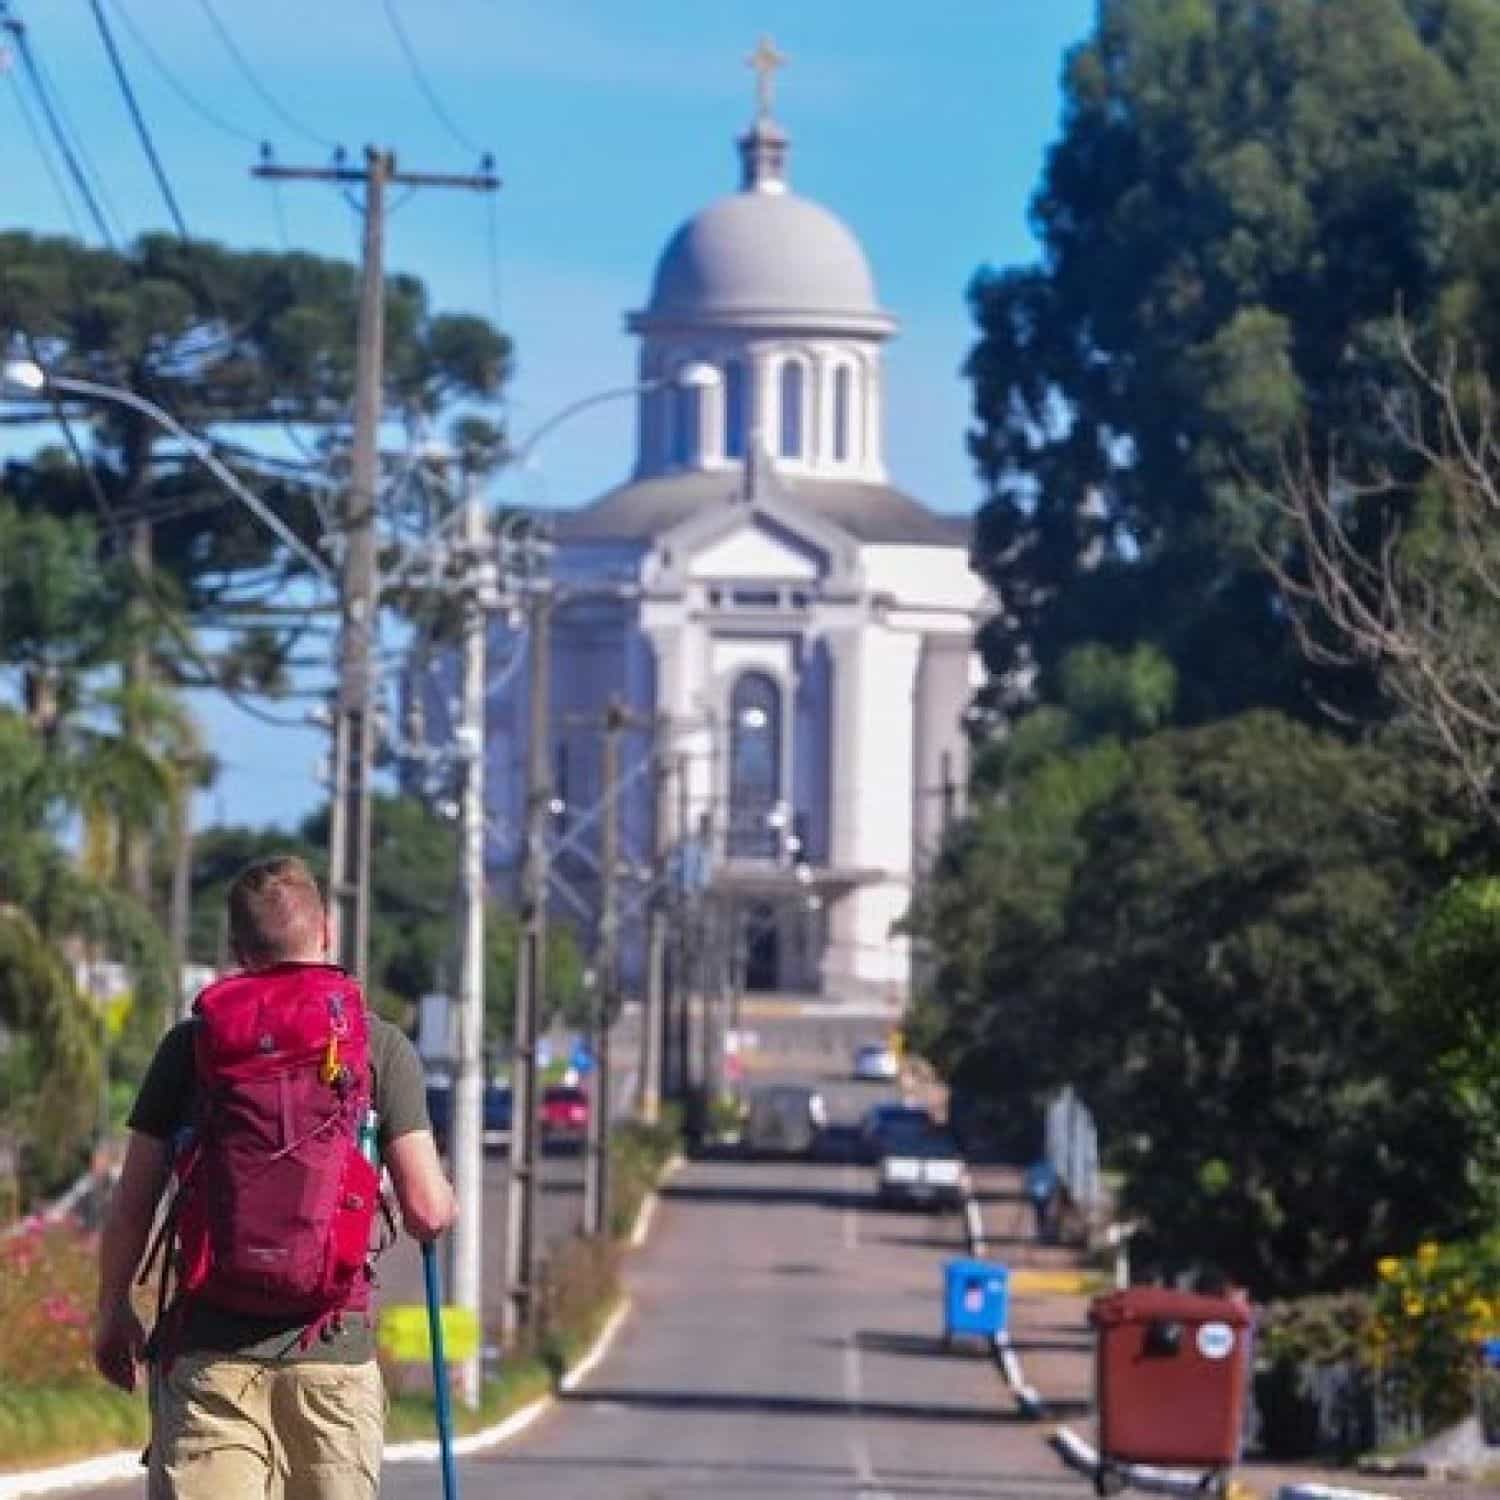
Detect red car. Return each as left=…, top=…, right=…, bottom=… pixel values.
left=541, top=1084, right=588, bottom=1145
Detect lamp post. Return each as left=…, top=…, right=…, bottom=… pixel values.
left=501, top=361, right=720, bottom=1340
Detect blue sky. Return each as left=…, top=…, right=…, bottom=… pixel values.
left=5, top=0, right=1094, bottom=828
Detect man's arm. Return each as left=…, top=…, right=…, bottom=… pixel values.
left=94, top=1130, right=169, bottom=1392
left=385, top=1129, right=457, bottom=1242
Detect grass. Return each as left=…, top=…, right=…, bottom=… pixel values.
left=0, top=1385, right=149, bottom=1473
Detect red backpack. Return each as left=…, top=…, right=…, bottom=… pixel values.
left=159, top=963, right=384, bottom=1345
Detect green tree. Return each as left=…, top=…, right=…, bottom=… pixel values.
left=189, top=796, right=587, bottom=1041
left=0, top=232, right=512, bottom=701
left=966, top=0, right=1500, bottom=724
left=1403, top=877, right=1500, bottom=1221
left=1050, top=714, right=1472, bottom=1293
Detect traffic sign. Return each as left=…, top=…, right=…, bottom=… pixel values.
left=378, top=1304, right=480, bottom=1363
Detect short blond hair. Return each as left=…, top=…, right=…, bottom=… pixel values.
left=226, top=856, right=326, bottom=966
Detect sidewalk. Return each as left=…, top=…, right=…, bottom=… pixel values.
left=969, top=1166, right=1497, bottom=1500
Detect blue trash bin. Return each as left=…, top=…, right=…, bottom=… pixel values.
left=943, top=1258, right=1009, bottom=1342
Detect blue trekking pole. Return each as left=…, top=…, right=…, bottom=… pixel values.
left=421, top=1241, right=459, bottom=1500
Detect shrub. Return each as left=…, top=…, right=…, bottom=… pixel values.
left=607, top=1110, right=680, bottom=1241
left=0, top=1220, right=96, bottom=1387
left=1370, top=1235, right=1500, bottom=1434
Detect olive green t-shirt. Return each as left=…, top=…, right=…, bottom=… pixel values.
left=128, top=1011, right=430, bottom=1364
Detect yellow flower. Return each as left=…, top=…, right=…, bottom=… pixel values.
left=1377, top=1256, right=1401, bottom=1281
left=1403, top=1295, right=1425, bottom=1318
left=1416, top=1241, right=1440, bottom=1267
left=1467, top=1298, right=1495, bottom=1332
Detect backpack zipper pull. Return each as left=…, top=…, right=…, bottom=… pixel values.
left=320, top=1035, right=341, bottom=1086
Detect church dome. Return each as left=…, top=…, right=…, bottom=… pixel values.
left=647, top=190, right=882, bottom=322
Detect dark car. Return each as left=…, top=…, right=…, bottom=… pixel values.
left=743, top=1084, right=828, bottom=1158
left=858, top=1102, right=935, bottom=1163
left=426, top=1081, right=513, bottom=1155
left=875, top=1129, right=968, bottom=1211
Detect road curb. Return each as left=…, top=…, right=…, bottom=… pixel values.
left=0, top=1298, right=638, bottom=1497
left=1273, top=1486, right=1405, bottom=1500
left=0, top=1452, right=144, bottom=1500
left=629, top=1152, right=684, bottom=1249
left=383, top=1294, right=634, bottom=1464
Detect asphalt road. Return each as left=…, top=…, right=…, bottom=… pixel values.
left=384, top=1071, right=1073, bottom=1500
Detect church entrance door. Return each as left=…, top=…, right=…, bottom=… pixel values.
left=744, top=901, right=779, bottom=991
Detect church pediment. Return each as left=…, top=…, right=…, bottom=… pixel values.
left=688, top=517, right=822, bottom=582
left=645, top=495, right=864, bottom=596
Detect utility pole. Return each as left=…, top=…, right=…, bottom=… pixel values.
left=584, top=696, right=626, bottom=1237
left=252, top=148, right=500, bottom=980
left=168, top=754, right=196, bottom=1024
left=504, top=572, right=551, bottom=1340
left=673, top=753, right=692, bottom=1101
left=639, top=724, right=671, bottom=1124
left=448, top=484, right=494, bottom=1407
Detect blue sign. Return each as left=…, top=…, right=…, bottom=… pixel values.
left=570, top=1042, right=595, bottom=1075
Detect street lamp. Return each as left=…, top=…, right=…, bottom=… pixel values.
left=508, top=362, right=720, bottom=472
left=0, top=358, right=333, bottom=582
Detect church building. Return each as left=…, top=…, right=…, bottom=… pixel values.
left=485, top=53, right=986, bottom=1004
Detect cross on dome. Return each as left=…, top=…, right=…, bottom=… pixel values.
left=746, top=35, right=787, bottom=121
left=739, top=36, right=790, bottom=192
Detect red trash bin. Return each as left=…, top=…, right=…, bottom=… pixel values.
left=1089, top=1287, right=1252, bottom=1493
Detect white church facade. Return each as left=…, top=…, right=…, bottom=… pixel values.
left=484, top=66, right=987, bottom=1003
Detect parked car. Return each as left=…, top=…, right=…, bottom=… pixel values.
left=875, top=1129, right=968, bottom=1211
left=858, top=1101, right=935, bottom=1163
left=743, top=1084, right=828, bottom=1158
left=541, top=1084, right=589, bottom=1146
left=426, top=1081, right=513, bottom=1154
left=482, top=1084, right=513, bottom=1148
left=852, top=1042, right=900, bottom=1082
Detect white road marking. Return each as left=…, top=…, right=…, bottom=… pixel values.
left=842, top=1331, right=895, bottom=1500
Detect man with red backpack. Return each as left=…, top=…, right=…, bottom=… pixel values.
left=93, top=855, right=457, bottom=1499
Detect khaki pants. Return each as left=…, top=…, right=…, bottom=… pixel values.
left=148, top=1354, right=384, bottom=1500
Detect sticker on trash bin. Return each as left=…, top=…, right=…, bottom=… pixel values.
left=1196, top=1321, right=1236, bottom=1360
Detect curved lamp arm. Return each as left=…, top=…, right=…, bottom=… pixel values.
left=509, top=361, right=720, bottom=471
left=1, top=361, right=332, bottom=582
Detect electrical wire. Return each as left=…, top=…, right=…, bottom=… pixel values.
left=26, top=26, right=126, bottom=241
left=104, top=0, right=261, bottom=147
left=3, top=11, right=115, bottom=245
left=4, top=68, right=84, bottom=237
left=379, top=0, right=487, bottom=158
left=192, top=0, right=338, bottom=151
left=86, top=0, right=189, bottom=238
left=15, top=326, right=320, bottom=731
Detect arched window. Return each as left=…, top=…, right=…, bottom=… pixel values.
left=832, top=365, right=852, bottom=463
left=728, top=672, right=782, bottom=859
left=671, top=376, right=700, bottom=466
left=724, top=359, right=746, bottom=459
left=779, top=360, right=804, bottom=459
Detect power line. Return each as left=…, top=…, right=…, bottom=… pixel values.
left=379, top=0, right=487, bottom=158
left=4, top=68, right=84, bottom=238
left=12, top=324, right=320, bottom=732
left=192, top=0, right=339, bottom=151
left=2, top=9, right=115, bottom=245
left=87, top=0, right=189, bottom=238
left=26, top=23, right=126, bottom=240
left=105, top=0, right=260, bottom=147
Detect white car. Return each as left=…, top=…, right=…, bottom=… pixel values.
left=853, top=1043, right=900, bottom=1082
